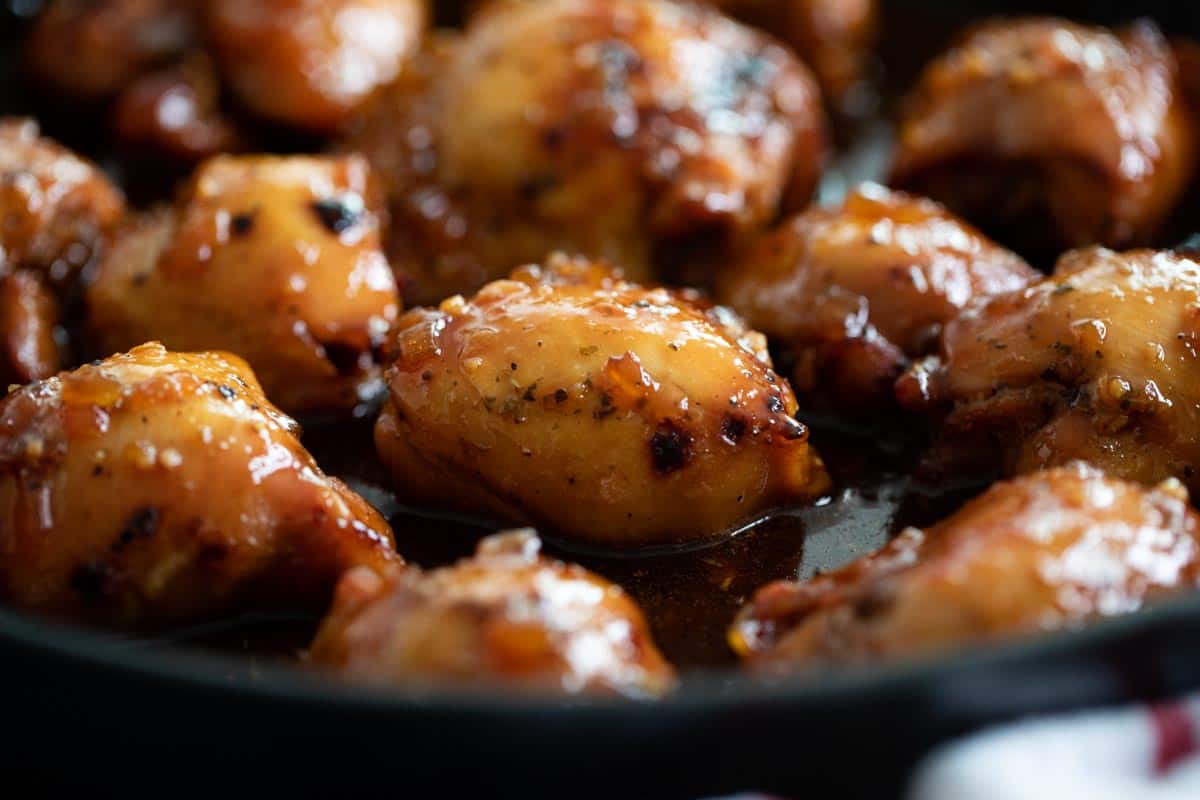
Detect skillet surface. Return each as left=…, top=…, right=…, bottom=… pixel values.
left=3, top=0, right=1200, bottom=796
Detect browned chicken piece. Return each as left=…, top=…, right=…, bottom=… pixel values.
left=712, top=0, right=878, bottom=107
left=26, top=0, right=198, bottom=99
left=0, top=118, right=125, bottom=283
left=311, top=529, right=675, bottom=696
left=375, top=254, right=830, bottom=549
left=898, top=247, right=1200, bottom=494
left=716, top=183, right=1037, bottom=411
left=0, top=342, right=398, bottom=627
left=206, top=0, right=428, bottom=134
left=891, top=18, right=1197, bottom=252
left=112, top=55, right=247, bottom=162
left=87, top=154, right=401, bottom=415
left=0, top=270, right=60, bottom=387
left=732, top=464, right=1200, bottom=668
left=344, top=0, right=827, bottom=305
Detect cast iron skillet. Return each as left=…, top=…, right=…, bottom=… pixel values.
left=3, top=1, right=1200, bottom=797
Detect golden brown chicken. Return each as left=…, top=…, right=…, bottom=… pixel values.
left=375, top=254, right=829, bottom=549
left=206, top=0, right=429, bottom=134
left=87, top=154, right=401, bottom=415
left=0, top=119, right=125, bottom=384
left=716, top=183, right=1037, bottom=411
left=345, top=0, right=828, bottom=305
left=26, top=0, right=198, bottom=100
left=0, top=118, right=125, bottom=283
left=891, top=18, right=1197, bottom=252
left=733, top=464, right=1200, bottom=668
left=898, top=247, right=1200, bottom=494
left=112, top=55, right=247, bottom=162
left=0, top=343, right=398, bottom=627
left=311, top=529, right=675, bottom=695
left=711, top=0, right=878, bottom=107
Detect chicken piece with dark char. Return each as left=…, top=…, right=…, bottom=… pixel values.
left=0, top=343, right=399, bottom=627
left=87, top=153, right=401, bottom=416
left=343, top=0, right=828, bottom=305
left=717, top=183, right=1037, bottom=412
left=311, top=529, right=675, bottom=696
left=374, top=254, right=830, bottom=549
left=733, top=464, right=1200, bottom=669
left=899, top=246, right=1200, bottom=494
left=891, top=18, right=1197, bottom=253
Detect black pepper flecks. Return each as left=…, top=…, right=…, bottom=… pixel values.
left=230, top=211, right=257, bottom=236
left=69, top=561, right=116, bottom=606
left=311, top=193, right=365, bottom=235
left=720, top=415, right=746, bottom=446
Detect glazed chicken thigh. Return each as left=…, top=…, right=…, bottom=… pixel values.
left=311, top=529, right=675, bottom=695
left=717, top=184, right=1036, bottom=410
left=375, top=255, right=829, bottom=548
left=345, top=0, right=828, bottom=305
left=0, top=343, right=398, bottom=627
left=733, top=464, right=1200, bottom=668
left=891, top=18, right=1197, bottom=252
left=206, top=0, right=429, bottom=133
left=87, top=154, right=401, bottom=415
left=0, top=119, right=125, bottom=385
left=899, top=247, right=1200, bottom=494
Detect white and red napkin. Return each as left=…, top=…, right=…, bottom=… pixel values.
left=908, top=696, right=1200, bottom=799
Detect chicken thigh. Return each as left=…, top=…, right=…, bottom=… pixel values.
left=0, top=343, right=398, bottom=627
left=374, top=254, right=830, bottom=548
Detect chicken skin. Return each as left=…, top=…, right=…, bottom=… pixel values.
left=899, top=247, right=1200, bottom=494
left=712, top=0, right=878, bottom=107
left=891, top=19, right=1197, bottom=252
left=26, top=0, right=197, bottom=100
left=206, top=0, right=429, bottom=134
left=375, top=255, right=830, bottom=548
left=311, top=529, right=675, bottom=695
left=716, top=184, right=1036, bottom=411
left=733, top=464, right=1200, bottom=668
left=345, top=0, right=827, bottom=305
left=0, top=271, right=60, bottom=387
left=87, top=154, right=401, bottom=415
left=0, top=118, right=125, bottom=283
left=0, top=343, right=398, bottom=627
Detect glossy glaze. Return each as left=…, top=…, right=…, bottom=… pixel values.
left=717, top=183, right=1036, bottom=410
left=733, top=464, right=1200, bottom=668
left=900, top=247, right=1200, bottom=494
left=0, top=118, right=124, bottom=282
left=0, top=343, right=399, bottom=627
left=87, top=154, right=401, bottom=414
left=375, top=254, right=830, bottom=548
left=0, top=270, right=59, bottom=385
left=344, top=0, right=827, bottom=304
left=207, top=0, right=429, bottom=133
left=312, top=529, right=675, bottom=695
left=892, top=18, right=1197, bottom=251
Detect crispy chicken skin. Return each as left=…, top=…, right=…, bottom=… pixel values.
left=206, top=0, right=428, bottom=134
left=711, top=0, right=878, bottom=106
left=898, top=247, right=1200, bottom=494
left=344, top=0, right=827, bottom=305
left=0, top=119, right=125, bottom=283
left=0, top=343, right=398, bottom=627
left=26, top=0, right=197, bottom=99
left=87, top=154, right=401, bottom=415
left=891, top=18, right=1197, bottom=251
left=375, top=255, right=829, bottom=548
left=311, top=529, right=675, bottom=695
left=716, top=184, right=1037, bottom=410
left=732, top=464, right=1200, bottom=668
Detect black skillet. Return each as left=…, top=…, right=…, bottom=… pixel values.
left=3, top=1, right=1200, bottom=797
